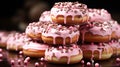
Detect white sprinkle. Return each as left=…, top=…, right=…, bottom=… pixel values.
left=35, top=62, right=39, bottom=67
left=87, top=62, right=91, bottom=66
left=95, top=63, right=100, bottom=67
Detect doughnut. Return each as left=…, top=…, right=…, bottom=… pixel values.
left=42, top=23, right=80, bottom=45
left=39, top=11, right=52, bottom=22
left=51, top=2, right=89, bottom=25
left=113, top=26, right=120, bottom=39
left=0, top=31, right=9, bottom=48
left=79, top=21, right=112, bottom=43
left=6, top=33, right=31, bottom=51
left=109, top=20, right=120, bottom=39
left=23, top=41, right=48, bottom=57
left=87, top=8, right=111, bottom=22
left=25, top=21, right=51, bottom=41
left=0, top=31, right=17, bottom=48
left=45, top=44, right=83, bottom=64
left=80, top=43, right=113, bottom=60
left=109, top=40, right=120, bottom=56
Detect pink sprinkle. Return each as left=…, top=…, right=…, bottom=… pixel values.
left=116, top=58, right=120, bottom=62
left=18, top=59, right=21, bottom=65
left=40, top=57, right=44, bottom=61
left=24, top=60, right=28, bottom=65
left=35, top=62, right=39, bottom=67
left=99, top=43, right=102, bottom=46
left=11, top=60, right=15, bottom=65
left=40, top=62, right=44, bottom=65
left=87, top=62, right=91, bottom=66
left=19, top=51, right=23, bottom=55
left=95, top=63, right=99, bottom=67
left=81, top=60, right=84, bottom=64
left=0, top=54, right=3, bottom=58
left=25, top=57, right=30, bottom=62
left=59, top=46, right=62, bottom=49
left=69, top=26, right=73, bottom=29
left=0, top=49, right=2, bottom=53
left=58, top=25, right=62, bottom=28
left=73, top=44, right=77, bottom=48
left=19, top=55, right=23, bottom=58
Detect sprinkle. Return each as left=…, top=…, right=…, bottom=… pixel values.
left=81, top=60, right=84, bottom=64
left=0, top=54, right=3, bottom=59
left=25, top=57, right=30, bottom=62
left=87, top=62, right=91, bottom=66
left=19, top=51, right=23, bottom=55
left=24, top=60, right=28, bottom=65
left=40, top=57, right=45, bottom=61
left=116, top=58, right=120, bottom=62
left=59, top=46, right=62, bottom=49
left=95, top=63, right=100, bottom=67
left=11, top=60, right=15, bottom=65
left=35, top=62, right=39, bottom=67
left=18, top=59, right=21, bottom=65
left=0, top=49, right=2, bottom=53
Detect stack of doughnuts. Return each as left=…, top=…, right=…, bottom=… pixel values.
left=0, top=1, right=120, bottom=65
left=24, top=2, right=84, bottom=64
left=79, top=8, right=120, bottom=60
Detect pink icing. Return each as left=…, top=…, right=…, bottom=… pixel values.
left=100, top=20, right=120, bottom=38
left=25, top=22, right=51, bottom=40
left=23, top=41, right=48, bottom=51
left=26, top=22, right=43, bottom=35
left=6, top=33, right=31, bottom=51
left=51, top=2, right=87, bottom=24
left=45, top=44, right=82, bottom=64
left=89, top=22, right=112, bottom=36
left=42, top=24, right=79, bottom=45
left=80, top=21, right=112, bottom=43
left=87, top=8, right=111, bottom=22
left=39, top=11, right=52, bottom=22
left=109, top=20, right=119, bottom=31
left=109, top=40, right=120, bottom=55
left=81, top=43, right=112, bottom=60
left=109, top=20, right=120, bottom=37
left=0, top=31, right=9, bottom=45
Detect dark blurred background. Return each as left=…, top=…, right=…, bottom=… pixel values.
left=0, top=0, right=120, bottom=32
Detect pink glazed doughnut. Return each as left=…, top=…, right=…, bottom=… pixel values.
left=0, top=31, right=10, bottom=48
left=109, top=40, right=120, bottom=56
left=23, top=41, right=48, bottom=57
left=25, top=21, right=51, bottom=41
left=6, top=33, right=31, bottom=51
left=45, top=44, right=83, bottom=64
left=109, top=20, right=120, bottom=39
left=51, top=2, right=89, bottom=25
left=39, top=11, right=52, bottom=22
left=79, top=21, right=112, bottom=43
left=80, top=43, right=113, bottom=60
left=42, top=23, right=80, bottom=45
left=87, top=8, right=112, bottom=22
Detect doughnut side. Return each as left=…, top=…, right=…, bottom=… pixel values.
left=51, top=15, right=89, bottom=25
left=23, top=49, right=45, bottom=57
left=80, top=32, right=111, bottom=42
left=27, top=33, right=42, bottom=41
left=42, top=34, right=79, bottom=45
left=45, top=54, right=83, bottom=64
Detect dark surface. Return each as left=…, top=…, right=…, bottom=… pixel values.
left=0, top=48, right=120, bottom=67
